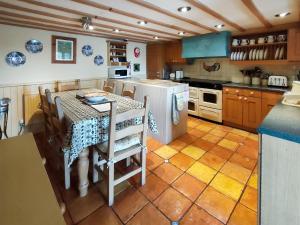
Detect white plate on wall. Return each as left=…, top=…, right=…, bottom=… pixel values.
left=279, top=46, right=284, bottom=59
left=233, top=52, right=236, bottom=60
left=256, top=49, right=260, bottom=60
left=230, top=52, right=234, bottom=60
left=249, top=49, right=253, bottom=60
left=252, top=49, right=257, bottom=60
left=263, top=48, right=268, bottom=60
left=274, top=47, right=280, bottom=60
left=243, top=51, right=247, bottom=60
left=239, top=52, right=243, bottom=61
left=259, top=49, right=264, bottom=60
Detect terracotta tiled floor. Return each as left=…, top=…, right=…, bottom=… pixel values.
left=37, top=116, right=258, bottom=225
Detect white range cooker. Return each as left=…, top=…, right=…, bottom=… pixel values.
left=178, top=78, right=228, bottom=123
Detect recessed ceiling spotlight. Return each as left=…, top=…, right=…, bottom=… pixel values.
left=275, top=12, right=291, bottom=17
left=113, top=29, right=120, bottom=33
left=214, top=24, right=224, bottom=29
left=178, top=31, right=185, bottom=36
left=153, top=36, right=159, bottom=40
left=178, top=6, right=191, bottom=13
left=137, top=21, right=148, bottom=25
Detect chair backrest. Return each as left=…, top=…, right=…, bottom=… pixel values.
left=38, top=86, right=50, bottom=115
left=57, top=79, right=80, bottom=92
left=103, top=81, right=114, bottom=93
left=45, top=89, right=65, bottom=143
left=107, top=96, right=149, bottom=160
left=121, top=84, right=136, bottom=100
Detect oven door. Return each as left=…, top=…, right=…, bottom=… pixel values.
left=198, top=88, right=222, bottom=109
left=189, top=87, right=198, bottom=99
left=188, top=98, right=199, bottom=116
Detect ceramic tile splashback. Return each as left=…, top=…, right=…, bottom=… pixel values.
left=172, top=58, right=300, bottom=85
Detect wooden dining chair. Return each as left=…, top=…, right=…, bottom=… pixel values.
left=93, top=96, right=149, bottom=206
left=103, top=81, right=114, bottom=93
left=121, top=83, right=136, bottom=100
left=38, top=86, right=53, bottom=134
left=45, top=89, right=71, bottom=190
left=57, top=79, right=80, bottom=92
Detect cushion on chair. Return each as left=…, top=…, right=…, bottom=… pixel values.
left=97, top=134, right=141, bottom=153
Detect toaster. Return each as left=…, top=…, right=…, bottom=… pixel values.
left=268, top=75, right=288, bottom=87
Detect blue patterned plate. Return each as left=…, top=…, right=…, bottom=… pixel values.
left=82, top=45, right=93, bottom=56
left=5, top=51, right=26, bottom=67
left=94, top=55, right=104, bottom=65
left=25, top=39, right=43, bottom=53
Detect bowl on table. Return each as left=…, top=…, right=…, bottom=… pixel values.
left=84, top=92, right=108, bottom=103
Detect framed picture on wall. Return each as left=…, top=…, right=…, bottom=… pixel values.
left=52, top=35, right=76, bottom=64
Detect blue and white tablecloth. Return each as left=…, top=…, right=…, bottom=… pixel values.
left=53, top=89, right=158, bottom=166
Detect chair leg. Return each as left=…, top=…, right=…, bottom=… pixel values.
left=126, top=157, right=131, bottom=167
left=93, top=150, right=100, bottom=183
left=108, top=163, right=115, bottom=206
left=64, top=152, right=71, bottom=190
left=140, top=149, right=146, bottom=186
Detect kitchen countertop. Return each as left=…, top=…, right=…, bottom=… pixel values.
left=223, top=82, right=290, bottom=93
left=258, top=102, right=300, bottom=144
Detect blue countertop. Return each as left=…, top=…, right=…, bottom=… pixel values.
left=258, top=102, right=300, bottom=144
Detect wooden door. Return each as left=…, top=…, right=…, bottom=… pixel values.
left=261, top=92, right=283, bottom=120
left=223, top=94, right=243, bottom=125
left=288, top=28, right=300, bottom=61
left=243, top=96, right=261, bottom=129
left=147, top=43, right=165, bottom=79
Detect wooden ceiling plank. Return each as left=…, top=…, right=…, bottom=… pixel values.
left=185, top=0, right=246, bottom=32
left=0, top=10, right=171, bottom=41
left=0, top=15, right=153, bottom=42
left=241, top=0, right=272, bottom=28
left=71, top=0, right=200, bottom=35
left=17, top=0, right=178, bottom=38
left=0, top=20, right=146, bottom=43
left=127, top=0, right=215, bottom=32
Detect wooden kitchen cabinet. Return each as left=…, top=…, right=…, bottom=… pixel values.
left=147, top=43, right=165, bottom=79
left=223, top=87, right=283, bottom=131
left=288, top=28, right=300, bottom=61
left=243, top=96, right=261, bottom=129
left=165, top=40, right=186, bottom=64
left=261, top=92, right=283, bottom=120
left=223, top=94, right=243, bottom=125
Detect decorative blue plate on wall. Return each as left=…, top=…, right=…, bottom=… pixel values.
left=25, top=39, right=43, bottom=53
left=5, top=51, right=26, bottom=67
left=82, top=45, right=93, bottom=56
left=94, top=55, right=104, bottom=65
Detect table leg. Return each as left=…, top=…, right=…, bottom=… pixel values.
left=78, top=148, right=89, bottom=197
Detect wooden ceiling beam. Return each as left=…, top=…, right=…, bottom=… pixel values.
left=127, top=0, right=216, bottom=32
left=0, top=15, right=154, bottom=42
left=17, top=0, right=178, bottom=38
left=185, top=0, right=246, bottom=32
left=241, top=0, right=272, bottom=28
left=71, top=0, right=200, bottom=35
left=0, top=20, right=145, bottom=43
left=0, top=10, right=171, bottom=41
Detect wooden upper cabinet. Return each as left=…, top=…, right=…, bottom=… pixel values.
left=165, top=40, right=186, bottom=64
left=223, top=94, right=243, bottom=126
left=147, top=43, right=165, bottom=79
left=243, top=96, right=262, bottom=129
left=288, top=28, right=300, bottom=61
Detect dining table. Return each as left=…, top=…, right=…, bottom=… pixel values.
left=53, top=89, right=158, bottom=197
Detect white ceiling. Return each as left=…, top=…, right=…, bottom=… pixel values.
left=0, top=0, right=299, bottom=42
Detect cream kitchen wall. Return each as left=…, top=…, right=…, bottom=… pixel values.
left=172, top=58, right=300, bottom=84
left=0, top=24, right=147, bottom=137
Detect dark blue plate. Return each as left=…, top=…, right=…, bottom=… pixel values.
left=82, top=45, right=93, bottom=56
left=25, top=39, right=43, bottom=53
left=94, top=55, right=104, bottom=65
left=5, top=51, right=26, bottom=67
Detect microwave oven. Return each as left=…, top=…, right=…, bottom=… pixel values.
left=108, top=66, right=130, bottom=79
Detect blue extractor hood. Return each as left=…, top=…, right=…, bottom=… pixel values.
left=182, top=31, right=231, bottom=58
